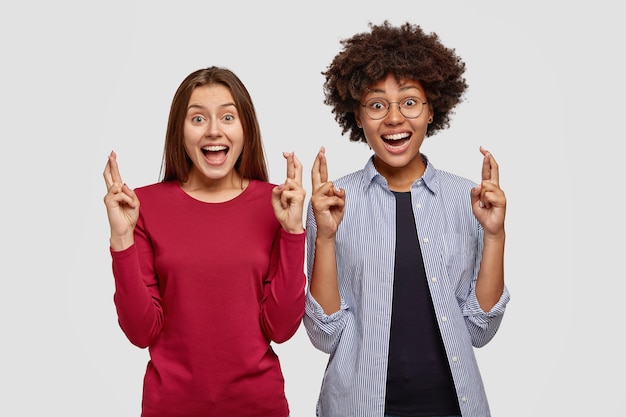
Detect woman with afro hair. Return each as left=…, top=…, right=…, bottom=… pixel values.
left=304, top=21, right=510, bottom=417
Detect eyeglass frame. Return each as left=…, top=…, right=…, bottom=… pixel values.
left=359, top=96, right=429, bottom=120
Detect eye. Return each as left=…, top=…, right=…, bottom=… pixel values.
left=368, top=99, right=387, bottom=111
left=191, top=115, right=205, bottom=123
left=222, top=114, right=235, bottom=122
left=402, top=98, right=418, bottom=108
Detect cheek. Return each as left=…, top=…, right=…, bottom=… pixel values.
left=227, top=126, right=246, bottom=149
left=183, top=124, right=206, bottom=148
left=182, top=126, right=201, bottom=154
left=181, top=139, right=195, bottom=161
left=362, top=128, right=380, bottom=150
left=183, top=122, right=200, bottom=138
left=361, top=120, right=380, bottom=139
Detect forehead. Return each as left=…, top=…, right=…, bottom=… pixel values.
left=366, top=74, right=424, bottom=95
left=188, top=83, right=235, bottom=106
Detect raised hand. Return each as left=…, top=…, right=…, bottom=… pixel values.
left=103, top=151, right=140, bottom=250
left=310, top=147, right=346, bottom=239
left=272, top=152, right=306, bottom=234
left=470, top=146, right=506, bottom=238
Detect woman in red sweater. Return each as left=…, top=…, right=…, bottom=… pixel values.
left=102, top=66, right=306, bottom=417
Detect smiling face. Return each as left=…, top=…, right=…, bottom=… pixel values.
left=182, top=83, right=245, bottom=189
left=355, top=73, right=433, bottom=190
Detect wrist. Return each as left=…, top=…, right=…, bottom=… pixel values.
left=283, top=225, right=305, bottom=234
left=109, top=233, right=134, bottom=251
left=315, top=234, right=337, bottom=245
left=484, top=230, right=506, bottom=243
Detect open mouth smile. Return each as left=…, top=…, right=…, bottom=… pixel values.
left=201, top=145, right=229, bottom=164
left=382, top=133, right=411, bottom=149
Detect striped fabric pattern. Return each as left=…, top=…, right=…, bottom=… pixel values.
left=303, top=155, right=510, bottom=417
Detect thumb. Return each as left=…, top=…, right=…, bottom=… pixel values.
left=470, top=185, right=482, bottom=205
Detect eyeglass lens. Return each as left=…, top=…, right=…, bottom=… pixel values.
left=363, top=97, right=425, bottom=119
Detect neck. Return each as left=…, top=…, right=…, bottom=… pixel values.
left=373, top=155, right=425, bottom=192
left=181, top=170, right=248, bottom=203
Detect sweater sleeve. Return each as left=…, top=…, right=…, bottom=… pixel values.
left=259, top=228, right=306, bottom=343
left=110, top=219, right=163, bottom=348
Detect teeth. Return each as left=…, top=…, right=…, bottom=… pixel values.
left=202, top=145, right=228, bottom=151
left=382, top=133, right=410, bottom=141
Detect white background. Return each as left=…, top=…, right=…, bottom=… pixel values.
left=1, top=1, right=623, bottom=416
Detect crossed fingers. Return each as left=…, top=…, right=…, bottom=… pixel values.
left=103, top=151, right=123, bottom=190
left=480, top=145, right=499, bottom=186
left=311, top=146, right=329, bottom=192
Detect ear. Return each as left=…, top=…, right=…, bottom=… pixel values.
left=355, top=113, right=363, bottom=128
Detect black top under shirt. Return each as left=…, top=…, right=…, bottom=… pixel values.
left=385, top=191, right=461, bottom=416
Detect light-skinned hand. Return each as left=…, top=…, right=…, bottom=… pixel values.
left=103, top=151, right=139, bottom=250
left=271, top=151, right=306, bottom=234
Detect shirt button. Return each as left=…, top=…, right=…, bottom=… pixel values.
left=415, top=202, right=422, bottom=209
left=431, top=277, right=437, bottom=283
left=441, top=316, right=448, bottom=322
left=423, top=237, right=429, bottom=243
left=461, top=396, right=468, bottom=403
left=452, top=356, right=458, bottom=362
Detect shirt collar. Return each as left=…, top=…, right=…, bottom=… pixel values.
left=362, top=153, right=439, bottom=195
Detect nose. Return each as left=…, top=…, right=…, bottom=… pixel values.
left=384, top=102, right=405, bottom=124
left=204, top=118, right=220, bottom=137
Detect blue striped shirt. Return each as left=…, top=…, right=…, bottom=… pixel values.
left=303, top=155, right=510, bottom=417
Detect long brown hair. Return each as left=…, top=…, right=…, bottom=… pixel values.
left=160, top=66, right=268, bottom=182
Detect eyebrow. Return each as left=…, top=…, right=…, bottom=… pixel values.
left=366, top=85, right=422, bottom=95
left=187, top=102, right=237, bottom=111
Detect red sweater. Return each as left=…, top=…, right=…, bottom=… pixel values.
left=110, top=180, right=306, bottom=417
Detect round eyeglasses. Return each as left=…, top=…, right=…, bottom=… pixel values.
left=360, top=97, right=428, bottom=120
